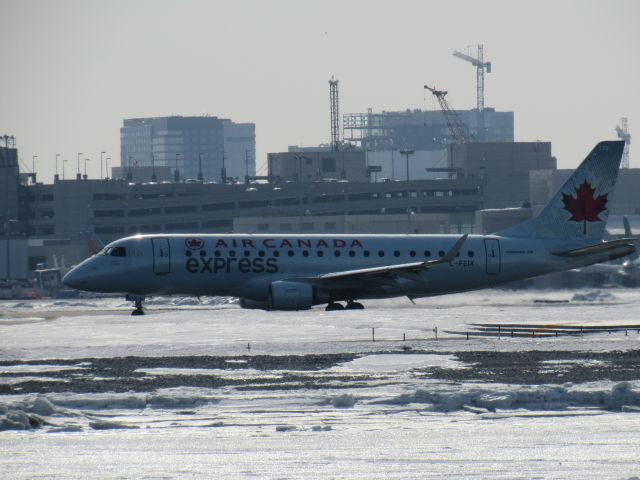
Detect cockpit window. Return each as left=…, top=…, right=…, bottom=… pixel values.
left=97, top=246, right=126, bottom=257
left=110, top=246, right=127, bottom=257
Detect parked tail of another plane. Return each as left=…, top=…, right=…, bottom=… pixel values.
left=499, top=141, right=625, bottom=241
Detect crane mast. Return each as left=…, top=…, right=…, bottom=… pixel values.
left=453, top=44, right=491, bottom=140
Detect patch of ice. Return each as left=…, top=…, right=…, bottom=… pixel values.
left=331, top=354, right=469, bottom=373
left=571, top=290, right=618, bottom=302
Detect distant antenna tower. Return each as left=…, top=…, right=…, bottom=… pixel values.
left=329, top=77, right=340, bottom=151
left=616, top=117, right=631, bottom=168
left=453, top=44, right=491, bottom=140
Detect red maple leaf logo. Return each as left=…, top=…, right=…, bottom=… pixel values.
left=562, top=180, right=608, bottom=235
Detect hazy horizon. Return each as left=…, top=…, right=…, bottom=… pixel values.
left=1, top=0, right=639, bottom=182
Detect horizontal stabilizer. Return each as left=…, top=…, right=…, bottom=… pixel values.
left=553, top=238, right=636, bottom=260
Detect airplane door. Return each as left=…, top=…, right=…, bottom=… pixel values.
left=484, top=239, right=501, bottom=275
left=152, top=238, right=171, bottom=275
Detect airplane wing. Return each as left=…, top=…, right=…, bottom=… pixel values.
left=300, top=234, right=467, bottom=284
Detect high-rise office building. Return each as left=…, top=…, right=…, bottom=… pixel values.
left=120, top=116, right=255, bottom=183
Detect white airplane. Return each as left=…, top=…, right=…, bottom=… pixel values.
left=64, top=141, right=635, bottom=315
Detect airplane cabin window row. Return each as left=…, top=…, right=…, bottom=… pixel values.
left=183, top=249, right=476, bottom=259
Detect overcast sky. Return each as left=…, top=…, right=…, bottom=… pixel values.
left=1, top=0, right=638, bottom=182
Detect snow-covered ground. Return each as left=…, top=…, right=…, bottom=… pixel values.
left=2, top=289, right=640, bottom=478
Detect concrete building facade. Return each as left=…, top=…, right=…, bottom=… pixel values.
left=449, top=142, right=556, bottom=209
left=267, top=150, right=368, bottom=183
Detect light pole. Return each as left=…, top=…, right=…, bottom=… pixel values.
left=32, top=155, right=38, bottom=183
left=55, top=154, right=60, bottom=182
left=407, top=208, right=415, bottom=234
left=84, top=158, right=90, bottom=178
left=244, top=149, right=253, bottom=184
left=76, top=152, right=82, bottom=180
left=100, top=151, right=106, bottom=179
left=62, top=159, right=68, bottom=180
left=399, top=149, right=415, bottom=182
left=105, top=157, right=111, bottom=179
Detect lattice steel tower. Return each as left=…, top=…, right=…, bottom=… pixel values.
left=329, top=77, right=340, bottom=151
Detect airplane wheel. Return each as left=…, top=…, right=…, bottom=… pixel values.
left=325, top=302, right=345, bottom=311
left=345, top=301, right=365, bottom=310
left=131, top=308, right=145, bottom=316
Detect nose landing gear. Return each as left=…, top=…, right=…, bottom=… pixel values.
left=126, top=294, right=146, bottom=316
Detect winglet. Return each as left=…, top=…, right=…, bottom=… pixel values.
left=441, top=234, right=468, bottom=263
left=426, top=234, right=468, bottom=266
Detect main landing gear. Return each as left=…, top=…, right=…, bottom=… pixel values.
left=325, top=300, right=365, bottom=311
left=126, top=294, right=146, bottom=316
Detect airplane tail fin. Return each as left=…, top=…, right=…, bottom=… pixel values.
left=80, top=231, right=105, bottom=255
left=623, top=216, right=632, bottom=237
left=499, top=141, right=625, bottom=241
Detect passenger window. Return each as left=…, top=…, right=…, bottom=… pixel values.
left=244, top=250, right=251, bottom=257
left=378, top=250, right=385, bottom=257
left=258, top=250, right=265, bottom=257
left=410, top=251, right=416, bottom=257
left=273, top=250, right=280, bottom=257
left=348, top=251, right=355, bottom=257
left=185, top=250, right=192, bottom=257
left=364, top=250, right=370, bottom=257
left=214, top=250, right=221, bottom=257
left=468, top=250, right=475, bottom=258
left=110, top=246, right=127, bottom=257
left=200, top=250, right=207, bottom=257
left=424, top=250, right=431, bottom=257
left=394, top=250, right=400, bottom=257
left=302, top=250, right=309, bottom=257
left=288, top=250, right=294, bottom=257
left=229, top=250, right=236, bottom=257
left=438, top=250, right=445, bottom=257
left=334, top=251, right=341, bottom=257
left=317, top=250, right=324, bottom=257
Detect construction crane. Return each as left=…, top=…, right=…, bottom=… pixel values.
left=424, top=85, right=472, bottom=144
left=453, top=44, right=491, bottom=140
left=616, top=117, right=631, bottom=168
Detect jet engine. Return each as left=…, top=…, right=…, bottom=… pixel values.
left=269, top=280, right=314, bottom=310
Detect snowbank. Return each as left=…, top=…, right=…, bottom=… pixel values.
left=376, top=382, right=640, bottom=412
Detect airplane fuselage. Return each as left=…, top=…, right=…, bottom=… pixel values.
left=65, top=233, right=595, bottom=305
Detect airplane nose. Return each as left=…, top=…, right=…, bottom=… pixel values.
left=63, top=267, right=87, bottom=290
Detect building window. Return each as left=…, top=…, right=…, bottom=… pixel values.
left=321, top=157, right=336, bottom=172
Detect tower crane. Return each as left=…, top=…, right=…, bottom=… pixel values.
left=616, top=117, right=631, bottom=168
left=424, top=85, right=473, bottom=144
left=453, top=44, right=491, bottom=140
